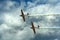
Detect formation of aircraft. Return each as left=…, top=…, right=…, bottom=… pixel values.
left=20, top=9, right=60, bottom=34
left=20, top=9, right=41, bottom=34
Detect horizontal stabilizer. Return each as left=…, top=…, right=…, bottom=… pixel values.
left=20, top=15, right=22, bottom=16
left=38, top=25, right=40, bottom=28
left=27, top=13, right=29, bottom=15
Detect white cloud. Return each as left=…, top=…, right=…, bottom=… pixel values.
left=5, top=1, right=16, bottom=10
left=3, top=13, right=22, bottom=27
left=27, top=1, right=36, bottom=9
left=54, top=38, right=59, bottom=40
left=0, top=0, right=60, bottom=40
left=0, top=0, right=19, bottom=12
left=0, top=24, right=11, bottom=31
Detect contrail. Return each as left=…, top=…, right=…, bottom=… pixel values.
left=39, top=27, right=60, bottom=29
left=28, top=14, right=60, bottom=16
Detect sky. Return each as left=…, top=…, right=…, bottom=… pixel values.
left=0, top=0, right=60, bottom=40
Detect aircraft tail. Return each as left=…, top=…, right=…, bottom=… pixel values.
left=27, top=13, right=30, bottom=18
left=38, top=25, right=40, bottom=28
left=27, top=13, right=29, bottom=15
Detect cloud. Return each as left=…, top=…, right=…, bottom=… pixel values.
left=0, top=0, right=60, bottom=40
left=0, top=0, right=19, bottom=12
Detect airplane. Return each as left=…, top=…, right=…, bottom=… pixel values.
left=31, top=22, right=40, bottom=34
left=20, top=9, right=29, bottom=22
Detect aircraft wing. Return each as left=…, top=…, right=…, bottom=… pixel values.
left=32, top=26, right=36, bottom=34
left=22, top=15, right=25, bottom=21
left=31, top=22, right=36, bottom=34
left=20, top=9, right=25, bottom=21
